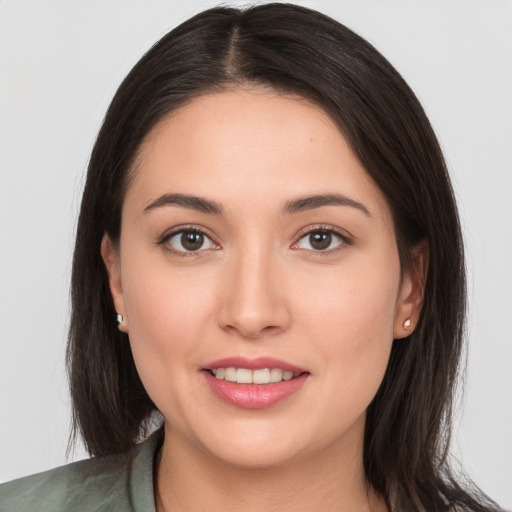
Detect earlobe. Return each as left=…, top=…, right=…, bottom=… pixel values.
left=394, top=241, right=429, bottom=339
left=101, top=234, right=128, bottom=331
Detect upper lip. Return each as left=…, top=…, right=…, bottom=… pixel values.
left=204, top=356, right=307, bottom=374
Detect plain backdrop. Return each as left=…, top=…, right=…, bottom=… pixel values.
left=0, top=0, right=511, bottom=508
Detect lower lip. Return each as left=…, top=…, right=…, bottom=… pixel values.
left=203, top=371, right=309, bottom=409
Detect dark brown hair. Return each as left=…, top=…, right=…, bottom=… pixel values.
left=67, top=4, right=503, bottom=511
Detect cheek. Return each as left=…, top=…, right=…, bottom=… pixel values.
left=119, top=250, right=216, bottom=397
left=126, top=276, right=206, bottom=344
left=296, top=250, right=400, bottom=407
left=298, top=251, right=400, bottom=340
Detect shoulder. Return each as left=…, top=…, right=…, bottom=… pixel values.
left=0, top=456, right=129, bottom=512
left=0, top=429, right=163, bottom=512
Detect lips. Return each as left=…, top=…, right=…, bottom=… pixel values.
left=202, top=357, right=309, bottom=409
left=205, top=356, right=306, bottom=373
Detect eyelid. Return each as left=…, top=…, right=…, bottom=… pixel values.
left=291, top=224, right=352, bottom=252
left=157, top=223, right=351, bottom=255
left=157, top=224, right=220, bottom=256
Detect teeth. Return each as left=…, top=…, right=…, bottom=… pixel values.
left=210, top=367, right=301, bottom=384
left=224, top=367, right=237, bottom=382
left=270, top=368, right=283, bottom=382
left=253, top=368, right=270, bottom=384
left=236, top=368, right=252, bottom=384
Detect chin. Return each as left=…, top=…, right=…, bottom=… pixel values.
left=210, top=442, right=303, bottom=470
left=194, top=424, right=310, bottom=469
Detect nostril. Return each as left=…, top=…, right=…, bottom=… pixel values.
left=221, top=322, right=284, bottom=341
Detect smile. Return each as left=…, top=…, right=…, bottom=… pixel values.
left=208, top=367, right=301, bottom=384
left=203, top=357, right=309, bottom=409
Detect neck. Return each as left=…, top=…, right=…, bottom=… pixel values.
left=155, top=418, right=388, bottom=512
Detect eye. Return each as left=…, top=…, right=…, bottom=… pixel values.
left=163, top=229, right=218, bottom=254
left=292, top=228, right=348, bottom=252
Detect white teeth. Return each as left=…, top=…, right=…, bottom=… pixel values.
left=210, top=367, right=301, bottom=384
left=236, top=368, right=253, bottom=384
left=224, top=367, right=237, bottom=382
left=269, top=368, right=283, bottom=382
left=253, top=368, right=271, bottom=384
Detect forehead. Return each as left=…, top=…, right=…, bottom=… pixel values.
left=125, top=87, right=388, bottom=218
left=137, top=87, right=342, bottom=165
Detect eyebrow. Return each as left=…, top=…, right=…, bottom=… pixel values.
left=283, top=194, right=371, bottom=217
left=143, top=192, right=370, bottom=217
left=144, top=193, right=224, bottom=215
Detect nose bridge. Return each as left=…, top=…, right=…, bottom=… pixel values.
left=218, top=240, right=289, bottom=339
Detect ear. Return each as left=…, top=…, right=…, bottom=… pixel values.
left=394, top=241, right=429, bottom=339
left=101, top=234, right=128, bottom=332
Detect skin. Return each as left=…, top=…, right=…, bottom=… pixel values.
left=102, top=87, right=425, bottom=512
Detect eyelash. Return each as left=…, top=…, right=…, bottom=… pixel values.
left=158, top=225, right=219, bottom=257
left=158, top=224, right=351, bottom=257
left=291, top=224, right=352, bottom=254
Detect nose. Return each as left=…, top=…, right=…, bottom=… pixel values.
left=217, top=248, right=291, bottom=340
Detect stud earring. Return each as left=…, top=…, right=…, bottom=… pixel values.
left=403, top=318, right=411, bottom=330
left=117, top=313, right=126, bottom=331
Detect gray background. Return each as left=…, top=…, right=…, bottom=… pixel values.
left=0, top=0, right=511, bottom=507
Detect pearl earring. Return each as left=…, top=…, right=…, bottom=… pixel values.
left=117, top=313, right=126, bottom=330
left=403, top=318, right=411, bottom=330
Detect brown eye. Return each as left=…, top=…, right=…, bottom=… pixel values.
left=309, top=231, right=332, bottom=250
left=293, top=229, right=347, bottom=252
left=181, top=231, right=204, bottom=251
left=165, top=229, right=217, bottom=254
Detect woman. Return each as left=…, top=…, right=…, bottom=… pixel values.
left=0, top=3, right=506, bottom=511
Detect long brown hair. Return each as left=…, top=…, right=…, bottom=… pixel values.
left=67, top=4, right=503, bottom=511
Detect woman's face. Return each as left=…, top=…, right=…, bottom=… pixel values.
left=103, top=88, right=419, bottom=468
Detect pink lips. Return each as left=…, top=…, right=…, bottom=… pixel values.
left=206, top=356, right=305, bottom=373
left=203, top=356, right=309, bottom=409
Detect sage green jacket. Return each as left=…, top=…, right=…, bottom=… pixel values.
left=0, top=429, right=163, bottom=512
